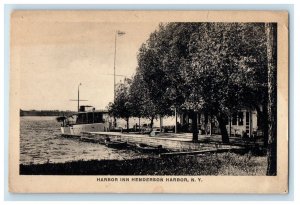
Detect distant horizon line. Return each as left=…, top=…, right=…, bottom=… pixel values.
left=20, top=107, right=109, bottom=112
left=20, top=109, right=76, bottom=112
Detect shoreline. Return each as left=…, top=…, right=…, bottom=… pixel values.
left=20, top=152, right=267, bottom=176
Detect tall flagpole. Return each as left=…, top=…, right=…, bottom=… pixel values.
left=113, top=32, right=117, bottom=101
left=113, top=30, right=125, bottom=128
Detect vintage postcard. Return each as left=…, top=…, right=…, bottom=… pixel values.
left=9, top=10, right=288, bottom=193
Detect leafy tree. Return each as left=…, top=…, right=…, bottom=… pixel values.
left=108, top=78, right=133, bottom=130
left=133, top=22, right=269, bottom=143
left=129, top=70, right=157, bottom=128
left=137, top=42, right=172, bottom=118
left=182, top=23, right=268, bottom=142
left=136, top=23, right=200, bottom=137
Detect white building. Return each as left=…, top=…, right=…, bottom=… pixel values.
left=226, top=109, right=258, bottom=137
left=179, top=108, right=260, bottom=137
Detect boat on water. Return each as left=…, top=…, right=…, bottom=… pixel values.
left=56, top=105, right=111, bottom=137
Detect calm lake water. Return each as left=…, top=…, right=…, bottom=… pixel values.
left=20, top=116, right=150, bottom=165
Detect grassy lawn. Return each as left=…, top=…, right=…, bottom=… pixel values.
left=20, top=151, right=267, bottom=175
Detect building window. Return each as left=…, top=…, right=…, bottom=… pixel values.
left=238, top=112, right=244, bottom=125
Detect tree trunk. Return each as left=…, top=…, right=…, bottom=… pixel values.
left=209, top=117, right=212, bottom=136
left=217, top=114, right=229, bottom=143
left=192, top=111, right=198, bottom=142
left=150, top=116, right=154, bottom=129
left=229, top=115, right=232, bottom=137
left=265, top=23, right=277, bottom=176
left=175, top=108, right=177, bottom=133
left=139, top=117, right=141, bottom=133
left=160, top=115, right=163, bottom=132
left=126, top=118, right=129, bottom=133
left=262, top=101, right=269, bottom=147
left=204, top=113, right=208, bottom=137
left=113, top=117, right=117, bottom=128
left=255, top=104, right=268, bottom=147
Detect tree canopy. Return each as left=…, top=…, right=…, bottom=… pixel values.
left=107, top=78, right=133, bottom=129
left=109, top=22, right=269, bottom=142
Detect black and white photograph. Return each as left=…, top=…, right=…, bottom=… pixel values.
left=9, top=10, right=288, bottom=193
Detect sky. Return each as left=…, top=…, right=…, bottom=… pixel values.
left=12, top=11, right=160, bottom=111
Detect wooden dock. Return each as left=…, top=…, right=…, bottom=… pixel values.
left=79, top=131, right=244, bottom=153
